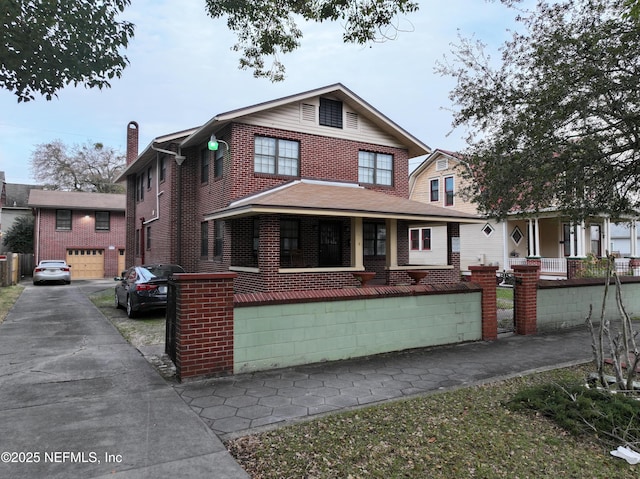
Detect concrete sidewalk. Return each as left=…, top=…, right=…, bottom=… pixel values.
left=176, top=326, right=596, bottom=441
left=0, top=281, right=249, bottom=479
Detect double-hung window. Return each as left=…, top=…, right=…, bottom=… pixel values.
left=214, top=221, right=224, bottom=257
left=200, top=149, right=209, bottom=183
left=363, top=222, right=386, bottom=256
left=56, top=209, right=72, bottom=230
left=254, top=136, right=299, bottom=176
left=358, top=151, right=393, bottom=186
left=95, top=211, right=110, bottom=231
left=280, top=219, right=300, bottom=255
left=410, top=228, right=432, bottom=251
left=200, top=221, right=209, bottom=257
left=430, top=179, right=439, bottom=202
left=444, top=176, right=454, bottom=206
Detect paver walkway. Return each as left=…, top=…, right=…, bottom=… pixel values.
left=175, top=326, right=596, bottom=440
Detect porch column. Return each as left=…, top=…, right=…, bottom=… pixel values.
left=502, top=221, right=509, bottom=271
left=630, top=220, right=638, bottom=258
left=527, top=218, right=540, bottom=257
left=386, top=218, right=399, bottom=269
left=352, top=217, right=364, bottom=269
left=603, top=217, right=611, bottom=256
left=577, top=221, right=587, bottom=257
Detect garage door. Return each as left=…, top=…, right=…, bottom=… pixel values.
left=66, top=249, right=105, bottom=279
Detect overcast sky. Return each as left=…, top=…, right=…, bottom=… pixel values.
left=0, top=0, right=526, bottom=184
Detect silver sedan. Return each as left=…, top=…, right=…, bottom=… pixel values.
left=33, top=260, right=71, bottom=285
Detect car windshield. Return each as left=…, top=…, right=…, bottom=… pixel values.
left=140, top=264, right=184, bottom=280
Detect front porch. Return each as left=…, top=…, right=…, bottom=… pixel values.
left=503, top=215, right=640, bottom=279
left=226, top=214, right=461, bottom=293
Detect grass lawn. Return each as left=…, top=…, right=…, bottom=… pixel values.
left=228, top=365, right=639, bottom=478
left=496, top=286, right=513, bottom=310
left=89, top=288, right=165, bottom=348
left=0, top=284, right=24, bottom=324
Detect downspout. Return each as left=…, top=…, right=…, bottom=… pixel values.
left=142, top=152, right=163, bottom=225
left=139, top=217, right=145, bottom=264
left=33, top=208, right=40, bottom=263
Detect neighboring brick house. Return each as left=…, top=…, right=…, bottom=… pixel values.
left=28, top=190, right=126, bottom=279
left=118, top=84, right=481, bottom=293
left=0, top=172, right=43, bottom=253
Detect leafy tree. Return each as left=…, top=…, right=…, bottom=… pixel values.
left=1, top=1, right=418, bottom=101
left=439, top=0, right=640, bottom=221
left=30, top=140, right=125, bottom=193
left=3, top=216, right=34, bottom=253
left=205, top=0, right=419, bottom=81
left=1, top=0, right=135, bottom=102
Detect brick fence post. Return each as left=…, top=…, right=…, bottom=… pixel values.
left=469, top=265, right=499, bottom=341
left=513, top=264, right=539, bottom=335
left=171, top=272, right=236, bottom=381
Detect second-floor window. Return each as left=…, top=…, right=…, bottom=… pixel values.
left=159, top=156, right=166, bottom=182
left=95, top=211, right=110, bottom=231
left=200, top=149, right=210, bottom=183
left=56, top=209, right=72, bottom=230
left=430, top=178, right=439, bottom=202
left=214, top=147, right=224, bottom=178
left=254, top=136, right=299, bottom=177
left=358, top=151, right=393, bottom=186
left=147, top=166, right=152, bottom=189
left=444, top=176, right=454, bottom=206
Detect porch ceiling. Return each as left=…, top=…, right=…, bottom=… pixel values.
left=204, top=180, right=483, bottom=223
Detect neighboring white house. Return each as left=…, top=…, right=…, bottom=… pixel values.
left=409, top=150, right=640, bottom=278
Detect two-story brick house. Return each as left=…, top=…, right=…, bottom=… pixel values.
left=119, top=84, right=480, bottom=293
left=28, top=190, right=126, bottom=279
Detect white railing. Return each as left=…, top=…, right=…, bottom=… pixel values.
left=540, top=258, right=567, bottom=274
left=506, top=257, right=567, bottom=275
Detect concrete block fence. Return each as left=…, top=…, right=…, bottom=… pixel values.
left=167, top=265, right=640, bottom=381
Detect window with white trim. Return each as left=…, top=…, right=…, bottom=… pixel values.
left=430, top=178, right=439, bottom=202
left=410, top=227, right=432, bottom=251
left=482, top=223, right=494, bottom=237
left=444, top=176, right=454, bottom=206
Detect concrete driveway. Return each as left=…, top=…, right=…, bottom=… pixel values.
left=0, top=280, right=248, bottom=479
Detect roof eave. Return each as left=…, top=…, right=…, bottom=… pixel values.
left=204, top=205, right=484, bottom=223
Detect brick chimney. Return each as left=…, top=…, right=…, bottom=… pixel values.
left=126, top=121, right=139, bottom=165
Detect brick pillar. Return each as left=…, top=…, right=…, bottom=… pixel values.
left=172, top=272, right=236, bottom=381
left=566, top=258, right=581, bottom=279
left=513, top=264, right=539, bottom=335
left=526, top=257, right=541, bottom=279
left=630, top=257, right=640, bottom=276
left=469, top=265, right=499, bottom=341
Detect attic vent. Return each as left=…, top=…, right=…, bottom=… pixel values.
left=436, top=158, right=449, bottom=171
left=301, top=103, right=315, bottom=122
left=346, top=111, right=359, bottom=129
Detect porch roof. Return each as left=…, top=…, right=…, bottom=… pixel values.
left=204, top=180, right=483, bottom=223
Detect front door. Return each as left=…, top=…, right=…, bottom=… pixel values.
left=319, top=221, right=342, bottom=267
left=590, top=224, right=602, bottom=257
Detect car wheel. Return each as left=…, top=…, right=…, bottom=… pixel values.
left=114, top=291, right=122, bottom=309
left=126, top=296, right=137, bottom=319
